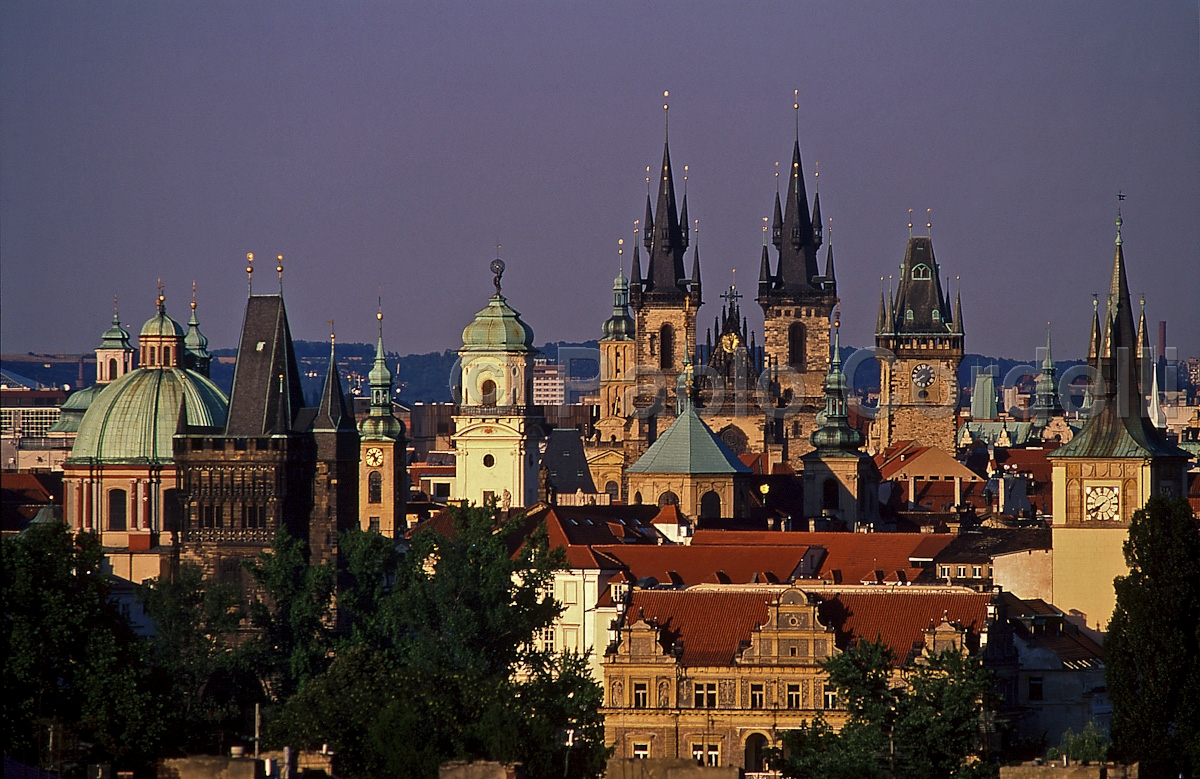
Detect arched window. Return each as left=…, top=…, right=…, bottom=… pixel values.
left=912, top=263, right=932, bottom=280
left=659, top=324, right=674, bottom=370
left=905, top=309, right=914, bottom=321
left=605, top=481, right=620, bottom=501
left=162, top=346, right=171, bottom=365
left=788, top=323, right=806, bottom=368
left=823, top=479, right=840, bottom=511
left=633, top=491, right=643, bottom=505
left=745, top=734, right=769, bottom=773
left=700, top=491, right=721, bottom=519
left=657, top=490, right=679, bottom=507
left=107, top=358, right=117, bottom=380
left=149, top=346, right=157, bottom=365
left=108, top=488, right=127, bottom=531
left=368, top=471, right=382, bottom=504
left=480, top=379, right=497, bottom=406
left=932, top=309, right=941, bottom=322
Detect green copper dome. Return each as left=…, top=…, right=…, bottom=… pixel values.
left=100, top=312, right=133, bottom=349
left=460, top=294, right=535, bottom=352
left=141, top=310, right=186, bottom=338
left=69, top=367, right=228, bottom=464
left=602, top=269, right=635, bottom=341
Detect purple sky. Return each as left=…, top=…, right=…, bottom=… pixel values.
left=3, top=2, right=1198, bottom=363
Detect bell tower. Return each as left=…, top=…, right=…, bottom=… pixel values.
left=359, top=306, right=408, bottom=537
left=597, top=241, right=637, bottom=446
left=95, top=297, right=134, bottom=384
left=452, top=259, right=544, bottom=508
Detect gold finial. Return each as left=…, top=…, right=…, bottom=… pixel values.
left=246, top=252, right=254, bottom=295
left=774, top=161, right=780, bottom=193
left=828, top=216, right=833, bottom=243
left=663, top=90, right=670, bottom=139
left=793, top=89, right=800, bottom=139
left=926, top=207, right=932, bottom=236
left=683, top=164, right=688, bottom=194
left=191, top=280, right=197, bottom=311
left=663, top=90, right=669, bottom=111
left=814, top=161, right=819, bottom=191
left=908, top=208, right=914, bottom=237
left=645, top=166, right=651, bottom=197
left=634, top=219, right=640, bottom=238
left=156, top=278, right=165, bottom=312
left=276, top=254, right=284, bottom=293
left=618, top=237, right=624, bottom=272
left=328, top=319, right=335, bottom=345
left=762, top=216, right=768, bottom=246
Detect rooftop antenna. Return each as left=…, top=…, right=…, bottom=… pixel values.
left=246, top=253, right=254, bottom=296
left=276, top=254, right=284, bottom=294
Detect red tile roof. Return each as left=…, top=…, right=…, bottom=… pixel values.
left=818, top=591, right=990, bottom=663
left=594, top=544, right=805, bottom=586
left=628, top=589, right=773, bottom=665
left=689, top=530, right=953, bottom=584
left=624, top=587, right=991, bottom=667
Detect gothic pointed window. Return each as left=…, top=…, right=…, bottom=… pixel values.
left=912, top=264, right=932, bottom=281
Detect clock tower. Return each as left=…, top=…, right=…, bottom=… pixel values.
left=873, top=233, right=963, bottom=454
left=1047, top=215, right=1191, bottom=633
left=358, top=308, right=408, bottom=537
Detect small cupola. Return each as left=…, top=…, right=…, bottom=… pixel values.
left=138, top=285, right=186, bottom=369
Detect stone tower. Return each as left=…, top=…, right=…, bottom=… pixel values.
left=359, top=308, right=408, bottom=537
left=629, top=125, right=701, bottom=419
left=873, top=234, right=963, bottom=454
left=310, top=336, right=360, bottom=568
left=756, top=127, right=837, bottom=459
left=596, top=261, right=637, bottom=446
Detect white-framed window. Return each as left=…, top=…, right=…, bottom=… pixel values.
left=786, top=684, right=801, bottom=709
left=633, top=682, right=648, bottom=709
left=939, top=565, right=951, bottom=578
left=632, top=743, right=649, bottom=759
left=972, top=565, right=982, bottom=578
left=822, top=684, right=838, bottom=710
left=694, top=682, right=717, bottom=708
left=957, top=565, right=967, bottom=578
left=749, top=683, right=764, bottom=709
left=691, top=744, right=719, bottom=767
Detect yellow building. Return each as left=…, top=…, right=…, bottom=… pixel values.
left=1047, top=216, right=1192, bottom=633
left=359, top=309, right=408, bottom=537
left=602, top=585, right=989, bottom=770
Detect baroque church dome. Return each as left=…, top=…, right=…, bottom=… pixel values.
left=460, top=294, right=535, bottom=352
left=140, top=310, right=187, bottom=338
left=70, top=368, right=228, bottom=464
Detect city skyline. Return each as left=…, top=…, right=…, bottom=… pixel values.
left=2, top=2, right=1198, bottom=360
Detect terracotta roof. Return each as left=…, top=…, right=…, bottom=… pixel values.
left=2, top=471, right=64, bottom=531
left=876, top=442, right=980, bottom=482
left=651, top=504, right=687, bottom=525
left=628, top=589, right=773, bottom=665
left=689, top=530, right=953, bottom=584
left=624, top=587, right=991, bottom=667
left=934, top=528, right=1052, bottom=565
left=594, top=544, right=805, bottom=585
left=817, top=590, right=991, bottom=664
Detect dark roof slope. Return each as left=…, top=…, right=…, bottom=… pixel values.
left=541, top=429, right=597, bottom=495
left=225, top=295, right=306, bottom=436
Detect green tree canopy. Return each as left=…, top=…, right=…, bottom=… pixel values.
left=2, top=522, right=167, bottom=770
left=269, top=507, right=608, bottom=779
left=1106, top=495, right=1200, bottom=776
left=773, top=637, right=995, bottom=779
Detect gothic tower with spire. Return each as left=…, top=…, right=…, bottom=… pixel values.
left=359, top=308, right=408, bottom=537
left=629, top=111, right=701, bottom=420
left=1047, top=214, right=1191, bottom=634
left=872, top=232, right=963, bottom=454
left=310, top=332, right=360, bottom=567
left=756, top=122, right=837, bottom=460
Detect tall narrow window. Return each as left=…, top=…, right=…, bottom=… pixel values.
left=107, top=358, right=117, bottom=380
left=823, top=478, right=839, bottom=511
left=108, top=489, right=127, bottom=531
left=786, top=684, right=801, bottom=709
left=788, top=322, right=806, bottom=368
left=749, top=684, right=764, bottom=709
left=368, top=471, right=383, bottom=504
left=480, top=379, right=497, bottom=406
left=633, top=683, right=648, bottom=709
left=659, top=324, right=674, bottom=370
left=700, top=491, right=721, bottom=519
left=162, top=346, right=171, bottom=365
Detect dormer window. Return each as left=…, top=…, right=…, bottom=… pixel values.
left=912, top=264, right=932, bottom=281
left=906, top=309, right=914, bottom=321
left=932, top=310, right=941, bottom=322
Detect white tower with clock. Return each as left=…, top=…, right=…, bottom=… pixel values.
left=359, top=308, right=408, bottom=537
left=452, top=259, right=544, bottom=509
left=873, top=233, right=963, bottom=454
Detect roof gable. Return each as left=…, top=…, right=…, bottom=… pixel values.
left=627, top=407, right=753, bottom=474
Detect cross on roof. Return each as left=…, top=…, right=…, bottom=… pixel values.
left=720, top=285, right=743, bottom=306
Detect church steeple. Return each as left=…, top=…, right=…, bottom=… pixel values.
left=642, top=136, right=689, bottom=296
left=313, top=329, right=354, bottom=432
left=773, top=138, right=819, bottom=292
left=1032, top=325, right=1062, bottom=426
left=361, top=306, right=405, bottom=441
left=602, top=246, right=636, bottom=341
left=184, top=282, right=212, bottom=377
left=809, top=315, right=863, bottom=455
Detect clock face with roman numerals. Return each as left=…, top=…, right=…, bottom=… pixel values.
left=1085, top=485, right=1119, bottom=522
left=365, top=447, right=384, bottom=467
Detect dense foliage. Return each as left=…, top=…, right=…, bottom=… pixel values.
left=2, top=507, right=606, bottom=779
left=772, top=637, right=995, bottom=779
left=1106, top=495, right=1200, bottom=776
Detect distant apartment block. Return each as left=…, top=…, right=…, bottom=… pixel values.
left=533, top=358, right=565, bottom=406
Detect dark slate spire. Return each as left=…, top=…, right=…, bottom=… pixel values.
left=771, top=138, right=820, bottom=292
left=952, top=287, right=964, bottom=335
left=630, top=229, right=643, bottom=291
left=679, top=193, right=690, bottom=252
left=1032, top=325, right=1061, bottom=426
left=184, top=282, right=212, bottom=377
left=758, top=244, right=772, bottom=290
left=226, top=295, right=305, bottom=437
left=1087, top=295, right=1101, bottom=367
left=1096, top=214, right=1139, bottom=401
left=771, top=190, right=783, bottom=250
left=690, top=227, right=702, bottom=301
left=643, top=139, right=689, bottom=295
left=313, top=336, right=354, bottom=432
left=891, top=237, right=953, bottom=335
left=811, top=191, right=823, bottom=250
left=822, top=233, right=836, bottom=295
left=876, top=285, right=889, bottom=335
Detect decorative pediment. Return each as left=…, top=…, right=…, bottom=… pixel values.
left=737, top=586, right=836, bottom=666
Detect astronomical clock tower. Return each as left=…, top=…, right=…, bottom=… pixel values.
left=452, top=259, right=544, bottom=509
left=873, top=231, right=963, bottom=454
